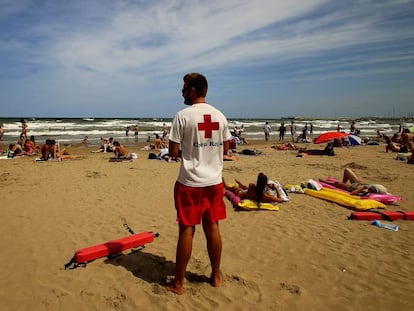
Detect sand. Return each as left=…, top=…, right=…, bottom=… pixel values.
left=0, top=140, right=413, bottom=311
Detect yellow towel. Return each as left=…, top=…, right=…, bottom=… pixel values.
left=238, top=199, right=280, bottom=211
left=304, top=188, right=386, bottom=210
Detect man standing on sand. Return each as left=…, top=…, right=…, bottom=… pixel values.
left=263, top=121, right=271, bottom=141
left=166, top=73, right=231, bottom=295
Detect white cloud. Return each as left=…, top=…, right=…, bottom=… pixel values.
left=51, top=1, right=329, bottom=75
left=42, top=0, right=414, bottom=82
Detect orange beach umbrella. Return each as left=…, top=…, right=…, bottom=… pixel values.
left=314, top=131, right=349, bottom=144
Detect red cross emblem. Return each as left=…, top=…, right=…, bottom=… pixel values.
left=198, top=114, right=219, bottom=138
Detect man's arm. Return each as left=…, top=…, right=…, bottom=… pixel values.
left=350, top=185, right=368, bottom=196
left=169, top=140, right=180, bottom=158
left=223, top=140, right=229, bottom=156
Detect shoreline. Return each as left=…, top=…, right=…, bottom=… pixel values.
left=1, top=116, right=411, bottom=147
left=0, top=133, right=386, bottom=149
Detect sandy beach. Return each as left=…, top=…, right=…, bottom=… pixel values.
left=1, top=140, right=413, bottom=311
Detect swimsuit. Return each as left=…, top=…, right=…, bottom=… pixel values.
left=349, top=182, right=370, bottom=195
left=349, top=182, right=364, bottom=191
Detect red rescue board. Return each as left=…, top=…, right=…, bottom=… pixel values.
left=349, top=211, right=414, bottom=221
left=400, top=211, right=414, bottom=220
left=349, top=212, right=383, bottom=221
left=65, top=231, right=158, bottom=269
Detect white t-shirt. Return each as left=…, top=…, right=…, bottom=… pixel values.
left=169, top=103, right=232, bottom=187
left=264, top=124, right=271, bottom=134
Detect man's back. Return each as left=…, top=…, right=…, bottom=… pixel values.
left=169, top=102, right=231, bottom=187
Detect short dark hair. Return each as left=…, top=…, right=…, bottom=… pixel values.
left=183, top=73, right=208, bottom=97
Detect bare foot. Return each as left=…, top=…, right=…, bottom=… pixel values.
left=165, top=280, right=184, bottom=295
left=210, top=272, right=223, bottom=288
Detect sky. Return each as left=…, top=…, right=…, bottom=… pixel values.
left=0, top=0, right=414, bottom=119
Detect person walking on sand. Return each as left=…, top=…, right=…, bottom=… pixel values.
left=166, top=73, right=231, bottom=295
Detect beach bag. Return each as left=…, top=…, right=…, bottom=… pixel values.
left=304, top=179, right=323, bottom=191
left=148, top=153, right=157, bottom=159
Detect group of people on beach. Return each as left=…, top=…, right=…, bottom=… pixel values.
left=3, top=120, right=41, bottom=158
left=224, top=167, right=388, bottom=207
left=381, top=129, right=414, bottom=164
left=0, top=119, right=84, bottom=161
left=262, top=121, right=314, bottom=143
left=125, top=124, right=139, bottom=139
left=91, top=137, right=131, bottom=160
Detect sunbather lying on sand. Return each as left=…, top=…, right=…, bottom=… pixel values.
left=271, top=143, right=297, bottom=150
left=224, top=173, right=285, bottom=203
left=321, top=168, right=388, bottom=196
left=298, top=142, right=334, bottom=156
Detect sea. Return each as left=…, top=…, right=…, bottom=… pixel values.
left=0, top=117, right=413, bottom=146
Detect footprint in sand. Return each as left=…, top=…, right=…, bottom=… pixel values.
left=85, top=171, right=105, bottom=178
left=280, top=282, right=301, bottom=295
left=343, top=162, right=367, bottom=170
left=104, top=292, right=126, bottom=310
left=224, top=166, right=243, bottom=173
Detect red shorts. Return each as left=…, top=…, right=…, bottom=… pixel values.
left=174, top=182, right=227, bottom=226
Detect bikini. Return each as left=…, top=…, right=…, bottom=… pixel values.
left=349, top=182, right=362, bottom=191
left=350, top=182, right=370, bottom=195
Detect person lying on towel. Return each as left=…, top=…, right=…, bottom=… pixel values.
left=298, top=142, right=334, bottom=156
left=224, top=172, right=285, bottom=204
left=323, top=168, right=388, bottom=196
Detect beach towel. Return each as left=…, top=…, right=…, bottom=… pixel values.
left=224, top=190, right=279, bottom=211
left=35, top=157, right=61, bottom=162
left=304, top=187, right=386, bottom=210
left=238, top=199, right=280, bottom=211
left=109, top=156, right=134, bottom=162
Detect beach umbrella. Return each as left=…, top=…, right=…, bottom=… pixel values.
left=408, top=127, right=414, bottom=134
left=348, top=134, right=362, bottom=145
left=314, top=131, right=349, bottom=144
